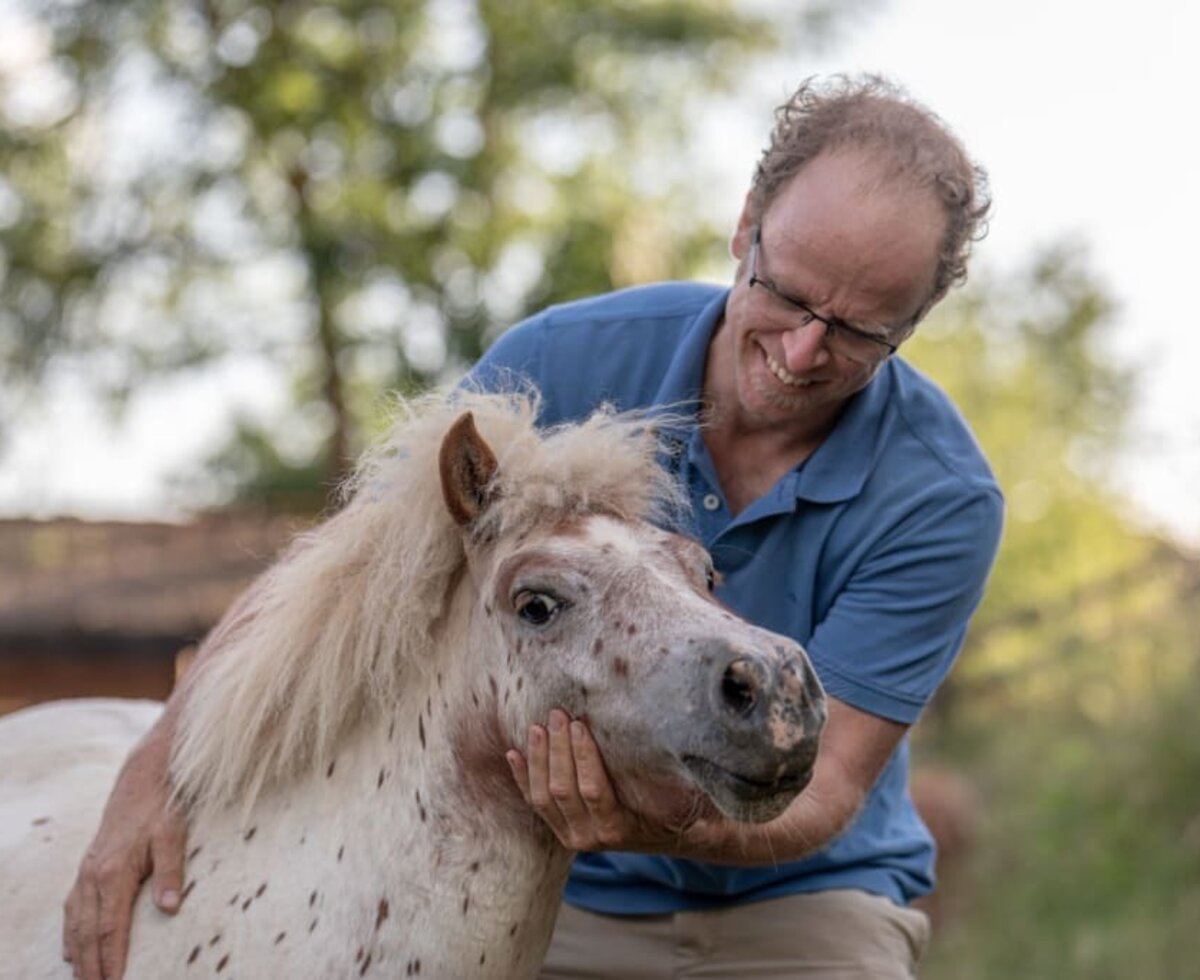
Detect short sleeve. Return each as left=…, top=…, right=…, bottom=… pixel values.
left=804, top=487, right=1004, bottom=724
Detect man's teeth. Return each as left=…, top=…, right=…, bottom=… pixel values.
left=764, top=352, right=812, bottom=387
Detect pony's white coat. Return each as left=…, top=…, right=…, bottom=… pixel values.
left=0, top=390, right=823, bottom=978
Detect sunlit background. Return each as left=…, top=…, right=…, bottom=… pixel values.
left=1, top=1, right=1197, bottom=976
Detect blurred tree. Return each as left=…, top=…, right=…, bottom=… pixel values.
left=0, top=0, right=863, bottom=508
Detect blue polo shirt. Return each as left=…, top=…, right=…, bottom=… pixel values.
left=470, top=282, right=1003, bottom=911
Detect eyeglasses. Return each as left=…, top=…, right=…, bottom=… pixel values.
left=747, top=227, right=899, bottom=365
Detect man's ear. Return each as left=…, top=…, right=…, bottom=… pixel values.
left=439, top=412, right=498, bottom=527
left=730, top=191, right=757, bottom=262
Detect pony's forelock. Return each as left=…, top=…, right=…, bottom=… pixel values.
left=171, top=388, right=688, bottom=816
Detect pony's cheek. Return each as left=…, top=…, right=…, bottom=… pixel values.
left=613, top=766, right=715, bottom=828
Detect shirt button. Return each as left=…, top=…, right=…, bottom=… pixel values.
left=702, top=493, right=721, bottom=512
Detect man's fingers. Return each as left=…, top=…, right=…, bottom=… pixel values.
left=71, top=877, right=103, bottom=980
left=63, top=815, right=190, bottom=980
left=524, top=724, right=571, bottom=844
left=149, top=812, right=188, bottom=912
left=525, top=724, right=551, bottom=807
left=571, top=720, right=615, bottom=813
left=508, top=747, right=580, bottom=845
left=546, top=710, right=584, bottom=813
left=511, top=715, right=637, bottom=852
left=96, top=860, right=141, bottom=980
left=570, top=720, right=628, bottom=848
left=62, top=887, right=78, bottom=964
left=506, top=750, right=532, bottom=802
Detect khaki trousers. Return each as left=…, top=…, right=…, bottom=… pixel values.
left=538, top=889, right=931, bottom=979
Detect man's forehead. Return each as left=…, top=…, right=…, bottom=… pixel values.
left=761, top=154, right=943, bottom=322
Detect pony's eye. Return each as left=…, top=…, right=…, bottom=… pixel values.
left=514, top=591, right=562, bottom=627
left=705, top=564, right=717, bottom=593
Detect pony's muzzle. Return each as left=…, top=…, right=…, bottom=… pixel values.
left=710, top=644, right=826, bottom=767
left=669, top=639, right=825, bottom=822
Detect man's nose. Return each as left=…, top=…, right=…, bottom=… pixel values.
left=780, top=321, right=830, bottom=373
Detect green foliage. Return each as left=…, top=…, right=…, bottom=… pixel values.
left=921, top=653, right=1200, bottom=980
left=2, top=0, right=855, bottom=496
left=906, top=252, right=1200, bottom=975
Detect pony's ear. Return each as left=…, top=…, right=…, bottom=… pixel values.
left=439, top=411, right=499, bottom=526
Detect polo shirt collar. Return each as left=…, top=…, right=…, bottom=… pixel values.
left=651, top=288, right=727, bottom=409
left=647, top=288, right=725, bottom=470
left=791, top=362, right=893, bottom=504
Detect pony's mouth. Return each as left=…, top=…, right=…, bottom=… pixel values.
left=682, top=755, right=814, bottom=822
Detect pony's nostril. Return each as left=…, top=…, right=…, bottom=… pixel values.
left=720, top=660, right=759, bottom=717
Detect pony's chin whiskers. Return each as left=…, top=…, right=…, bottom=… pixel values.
left=754, top=821, right=780, bottom=868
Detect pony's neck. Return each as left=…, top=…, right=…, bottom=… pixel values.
left=312, top=680, right=573, bottom=974
left=174, top=691, right=571, bottom=979
left=179, top=572, right=575, bottom=976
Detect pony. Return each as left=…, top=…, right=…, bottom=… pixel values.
left=0, top=390, right=826, bottom=978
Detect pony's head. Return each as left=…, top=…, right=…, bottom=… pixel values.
left=440, top=408, right=826, bottom=826
left=172, top=390, right=824, bottom=829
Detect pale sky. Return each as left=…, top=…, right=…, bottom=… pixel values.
left=1, top=0, right=1197, bottom=547
left=788, top=0, right=1200, bottom=547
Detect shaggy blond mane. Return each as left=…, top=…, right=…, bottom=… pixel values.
left=171, top=388, right=687, bottom=814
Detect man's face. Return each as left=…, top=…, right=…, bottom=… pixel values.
left=713, top=150, right=945, bottom=435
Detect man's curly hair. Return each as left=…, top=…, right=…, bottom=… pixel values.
left=750, top=74, right=991, bottom=319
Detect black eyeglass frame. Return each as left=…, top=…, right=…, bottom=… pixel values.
left=746, top=226, right=900, bottom=363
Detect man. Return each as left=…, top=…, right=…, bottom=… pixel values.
left=64, top=75, right=1002, bottom=979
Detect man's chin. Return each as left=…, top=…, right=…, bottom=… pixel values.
left=742, top=375, right=821, bottom=421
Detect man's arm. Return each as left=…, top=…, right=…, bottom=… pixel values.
left=506, top=696, right=906, bottom=863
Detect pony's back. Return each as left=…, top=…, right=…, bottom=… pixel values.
left=0, top=699, right=161, bottom=976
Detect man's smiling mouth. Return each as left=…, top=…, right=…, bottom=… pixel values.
left=762, top=348, right=815, bottom=387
